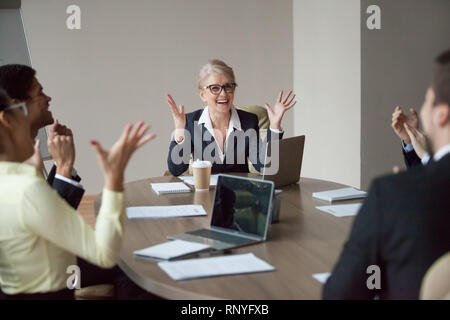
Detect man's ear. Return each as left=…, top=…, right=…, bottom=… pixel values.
left=0, top=111, right=16, bottom=130
left=435, top=104, right=450, bottom=127
left=9, top=98, right=21, bottom=104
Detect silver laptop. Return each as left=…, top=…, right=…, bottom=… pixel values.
left=262, top=135, right=305, bottom=188
left=168, top=175, right=275, bottom=250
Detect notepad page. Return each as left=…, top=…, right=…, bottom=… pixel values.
left=151, top=182, right=191, bottom=194
left=316, top=203, right=363, bottom=217
left=158, top=253, right=275, bottom=280
left=134, top=240, right=211, bottom=260
left=313, top=272, right=331, bottom=284
left=312, top=187, right=367, bottom=202
left=126, top=205, right=207, bottom=219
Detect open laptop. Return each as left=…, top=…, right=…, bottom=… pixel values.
left=262, top=135, right=305, bottom=188
left=168, top=174, right=275, bottom=250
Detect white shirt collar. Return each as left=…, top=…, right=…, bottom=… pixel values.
left=198, top=105, right=242, bottom=131
left=197, top=105, right=242, bottom=162
left=433, top=143, right=450, bottom=162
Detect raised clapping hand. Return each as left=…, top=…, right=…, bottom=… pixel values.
left=391, top=106, right=419, bottom=145
left=90, top=122, right=156, bottom=192
left=265, top=90, right=297, bottom=130
left=403, top=123, right=427, bottom=159
left=167, top=94, right=186, bottom=142
left=47, top=120, right=76, bottom=178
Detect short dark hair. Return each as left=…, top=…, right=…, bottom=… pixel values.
left=432, top=49, right=450, bottom=106
left=0, top=64, right=36, bottom=100
left=0, top=88, right=11, bottom=153
left=0, top=88, right=10, bottom=111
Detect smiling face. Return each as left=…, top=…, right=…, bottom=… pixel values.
left=199, top=72, right=235, bottom=116
left=25, top=77, right=53, bottom=137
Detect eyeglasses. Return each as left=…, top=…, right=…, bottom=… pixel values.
left=203, top=83, right=237, bottom=95
left=3, top=102, right=28, bottom=116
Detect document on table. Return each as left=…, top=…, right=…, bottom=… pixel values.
left=158, top=253, right=275, bottom=280
left=312, top=187, right=367, bottom=202
left=313, top=272, right=331, bottom=284
left=126, top=205, right=207, bottom=219
left=151, top=182, right=191, bottom=195
left=178, top=174, right=219, bottom=187
left=134, top=240, right=211, bottom=260
left=316, top=203, right=362, bottom=217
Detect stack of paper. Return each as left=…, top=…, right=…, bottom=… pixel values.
left=126, top=205, right=207, bottom=219
left=134, top=240, right=211, bottom=260
left=158, top=253, right=275, bottom=280
left=178, top=174, right=219, bottom=187
left=316, top=203, right=363, bottom=217
left=312, top=187, right=367, bottom=202
left=151, top=182, right=191, bottom=195
left=313, top=272, right=331, bottom=284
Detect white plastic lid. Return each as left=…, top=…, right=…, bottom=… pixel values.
left=192, top=159, right=212, bottom=168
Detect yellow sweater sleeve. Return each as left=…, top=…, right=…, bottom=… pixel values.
left=20, top=180, right=125, bottom=268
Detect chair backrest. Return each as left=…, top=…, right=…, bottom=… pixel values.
left=420, top=251, right=450, bottom=300
left=236, top=105, right=269, bottom=131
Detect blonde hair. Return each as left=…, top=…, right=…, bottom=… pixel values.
left=197, top=59, right=236, bottom=89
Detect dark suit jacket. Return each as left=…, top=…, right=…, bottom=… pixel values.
left=323, top=153, right=450, bottom=300
left=47, top=164, right=84, bottom=209
left=167, top=109, right=283, bottom=176
left=402, top=147, right=422, bottom=169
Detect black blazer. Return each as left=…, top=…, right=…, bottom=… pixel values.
left=167, top=109, right=283, bottom=176
left=47, top=164, right=84, bottom=209
left=323, top=153, right=450, bottom=300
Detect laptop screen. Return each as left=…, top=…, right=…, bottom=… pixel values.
left=211, top=175, right=274, bottom=239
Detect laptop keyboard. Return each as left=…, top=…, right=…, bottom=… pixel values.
left=187, top=229, right=255, bottom=245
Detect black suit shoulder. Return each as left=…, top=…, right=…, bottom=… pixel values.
left=324, top=154, right=450, bottom=300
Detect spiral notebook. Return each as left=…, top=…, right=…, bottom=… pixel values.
left=151, top=182, right=191, bottom=195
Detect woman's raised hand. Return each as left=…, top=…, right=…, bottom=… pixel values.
left=167, top=94, right=186, bottom=131
left=91, top=122, right=156, bottom=191
left=265, top=90, right=297, bottom=130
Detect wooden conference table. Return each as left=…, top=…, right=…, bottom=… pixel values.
left=94, top=174, right=362, bottom=299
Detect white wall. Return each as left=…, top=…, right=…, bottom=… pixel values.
left=293, top=0, right=361, bottom=188
left=21, top=0, right=293, bottom=193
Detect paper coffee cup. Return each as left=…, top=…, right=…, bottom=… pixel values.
left=192, top=160, right=212, bottom=191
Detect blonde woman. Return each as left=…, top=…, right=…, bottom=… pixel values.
left=166, top=59, right=296, bottom=176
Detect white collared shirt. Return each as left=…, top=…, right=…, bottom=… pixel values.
left=433, top=143, right=450, bottom=162
left=402, top=142, right=450, bottom=165
left=198, top=105, right=243, bottom=162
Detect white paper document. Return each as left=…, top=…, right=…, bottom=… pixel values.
left=313, top=272, right=331, bottom=284
left=312, top=187, right=367, bottom=202
left=158, top=253, right=275, bottom=280
left=316, top=203, right=362, bottom=217
left=126, top=205, right=207, bottom=219
left=178, top=174, right=219, bottom=187
left=151, top=182, right=191, bottom=195
left=134, top=240, right=211, bottom=260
